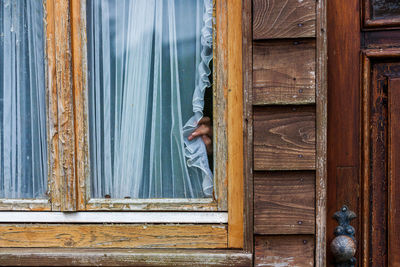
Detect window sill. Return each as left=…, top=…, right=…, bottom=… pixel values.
left=0, top=211, right=228, bottom=223
left=0, top=248, right=252, bottom=266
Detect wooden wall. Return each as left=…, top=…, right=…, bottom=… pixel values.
left=248, top=0, right=322, bottom=265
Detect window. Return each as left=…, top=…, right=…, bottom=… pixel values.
left=86, top=0, right=213, bottom=200
left=77, top=0, right=224, bottom=211
left=0, top=0, right=49, bottom=207
left=0, top=0, right=244, bottom=255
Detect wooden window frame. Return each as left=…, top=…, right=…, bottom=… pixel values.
left=0, top=0, right=62, bottom=212
left=0, top=0, right=245, bottom=257
left=0, top=0, right=79, bottom=212
left=74, top=0, right=226, bottom=212
left=71, top=0, right=244, bottom=247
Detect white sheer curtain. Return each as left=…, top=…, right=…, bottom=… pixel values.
left=0, top=0, right=47, bottom=198
left=87, top=0, right=213, bottom=199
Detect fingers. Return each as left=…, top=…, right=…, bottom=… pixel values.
left=202, top=135, right=213, bottom=155
left=187, top=130, right=213, bottom=155
left=188, top=124, right=212, bottom=140
left=198, top=116, right=211, bottom=126
left=202, top=134, right=212, bottom=146
left=187, top=116, right=213, bottom=155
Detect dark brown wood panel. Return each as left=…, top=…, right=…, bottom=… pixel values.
left=253, top=0, right=315, bottom=39
left=371, top=0, right=400, bottom=19
left=254, top=235, right=314, bottom=267
left=334, top=166, right=360, bottom=220
left=364, top=0, right=400, bottom=28
left=362, top=59, right=400, bottom=267
left=329, top=0, right=400, bottom=266
left=388, top=78, right=400, bottom=267
left=327, top=0, right=361, bottom=264
left=363, top=30, right=400, bottom=49
left=369, top=63, right=390, bottom=267
left=254, top=171, right=315, bottom=234
left=253, top=40, right=316, bottom=105
left=254, top=106, right=316, bottom=170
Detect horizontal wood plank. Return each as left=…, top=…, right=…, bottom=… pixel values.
left=253, top=40, right=316, bottom=105
left=253, top=0, right=316, bottom=39
left=254, top=106, right=316, bottom=170
left=0, top=224, right=227, bottom=249
left=0, top=248, right=252, bottom=266
left=254, top=171, right=315, bottom=234
left=255, top=235, right=314, bottom=267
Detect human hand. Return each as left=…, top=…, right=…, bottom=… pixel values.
left=188, top=117, right=213, bottom=155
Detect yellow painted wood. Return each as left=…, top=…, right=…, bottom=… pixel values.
left=227, top=0, right=244, bottom=248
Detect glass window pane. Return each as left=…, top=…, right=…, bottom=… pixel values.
left=87, top=0, right=213, bottom=199
left=0, top=0, right=48, bottom=198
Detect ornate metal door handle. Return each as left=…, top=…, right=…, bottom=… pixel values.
left=330, top=205, right=357, bottom=267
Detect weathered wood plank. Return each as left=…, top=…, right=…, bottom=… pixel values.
left=253, top=40, right=316, bottom=105
left=0, top=248, right=252, bottom=266
left=56, top=0, right=76, bottom=211
left=71, top=0, right=89, bottom=211
left=242, top=0, right=254, bottom=253
left=85, top=198, right=218, bottom=211
left=0, top=200, right=50, bottom=211
left=45, top=0, right=61, bottom=211
left=254, top=171, right=315, bottom=234
left=254, top=106, right=316, bottom=170
left=0, top=224, right=227, bottom=249
left=253, top=0, right=316, bottom=39
left=315, top=0, right=328, bottom=264
left=255, top=235, right=314, bottom=267
left=214, top=0, right=228, bottom=212
left=48, top=0, right=76, bottom=211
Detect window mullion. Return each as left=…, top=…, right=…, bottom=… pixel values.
left=47, top=0, right=77, bottom=211
left=70, top=0, right=87, bottom=211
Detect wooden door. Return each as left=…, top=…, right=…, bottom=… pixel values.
left=328, top=0, right=400, bottom=266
